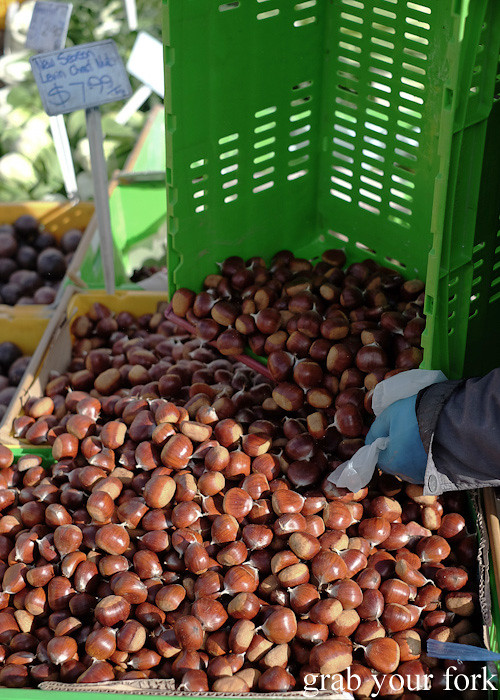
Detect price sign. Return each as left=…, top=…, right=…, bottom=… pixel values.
left=26, top=1, right=73, bottom=53
left=30, top=40, right=131, bottom=293
left=30, top=40, right=132, bottom=116
left=127, top=32, right=164, bottom=97
left=116, top=32, right=164, bottom=125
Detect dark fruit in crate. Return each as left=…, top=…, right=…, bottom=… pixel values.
left=1, top=284, right=21, bottom=305
left=0, top=386, right=16, bottom=406
left=0, top=342, right=22, bottom=370
left=60, top=229, right=83, bottom=254
left=16, top=246, right=37, bottom=270
left=0, top=259, right=17, bottom=283
left=13, top=271, right=42, bottom=296
left=37, top=248, right=67, bottom=281
left=14, top=215, right=39, bottom=242
left=0, top=233, right=17, bottom=258
left=33, top=287, right=56, bottom=305
left=34, top=232, right=57, bottom=251
left=9, top=356, right=30, bottom=384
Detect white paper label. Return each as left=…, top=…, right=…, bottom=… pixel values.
left=30, top=40, right=133, bottom=116
left=127, top=31, right=164, bottom=98
left=26, top=1, right=73, bottom=53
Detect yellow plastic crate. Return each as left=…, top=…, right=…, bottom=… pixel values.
left=0, top=201, right=95, bottom=313
left=0, top=304, right=51, bottom=455
left=0, top=0, right=18, bottom=30
left=0, top=305, right=50, bottom=354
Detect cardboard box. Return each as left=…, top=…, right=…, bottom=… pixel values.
left=0, top=289, right=167, bottom=452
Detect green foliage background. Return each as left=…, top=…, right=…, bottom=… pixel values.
left=0, top=0, right=163, bottom=201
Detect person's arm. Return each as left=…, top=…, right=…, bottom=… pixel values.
left=417, top=368, right=500, bottom=495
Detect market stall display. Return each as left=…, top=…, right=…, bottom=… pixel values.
left=0, top=0, right=500, bottom=697
left=0, top=299, right=491, bottom=695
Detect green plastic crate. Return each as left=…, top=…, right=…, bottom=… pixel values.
left=164, top=0, right=500, bottom=380
left=79, top=182, right=167, bottom=289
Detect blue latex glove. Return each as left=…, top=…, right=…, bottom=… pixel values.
left=365, top=395, right=427, bottom=483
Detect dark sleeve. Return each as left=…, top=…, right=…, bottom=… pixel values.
left=416, top=368, right=500, bottom=494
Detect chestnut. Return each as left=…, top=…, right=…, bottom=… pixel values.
left=364, top=637, right=400, bottom=674
left=95, top=524, right=130, bottom=555
left=174, top=616, right=204, bottom=650
left=94, top=595, right=130, bottom=627
left=309, top=639, right=352, bottom=675
left=261, top=608, right=297, bottom=644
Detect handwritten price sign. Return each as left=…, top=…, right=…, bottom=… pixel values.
left=30, top=40, right=132, bottom=116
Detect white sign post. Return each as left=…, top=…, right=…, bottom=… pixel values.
left=116, top=31, right=164, bottom=125
left=30, top=40, right=133, bottom=294
left=26, top=1, right=78, bottom=200
left=124, top=0, right=138, bottom=31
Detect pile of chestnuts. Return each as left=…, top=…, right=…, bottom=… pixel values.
left=172, top=249, right=425, bottom=460
left=0, top=342, right=31, bottom=422
left=11, top=301, right=274, bottom=447
left=0, top=412, right=481, bottom=694
left=0, top=299, right=484, bottom=697
left=0, top=215, right=83, bottom=306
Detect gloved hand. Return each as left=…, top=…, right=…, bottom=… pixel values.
left=365, top=394, right=427, bottom=483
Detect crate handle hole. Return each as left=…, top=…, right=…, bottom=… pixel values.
left=253, top=166, right=275, bottom=179
left=255, top=106, right=277, bottom=119
left=355, top=242, right=376, bottom=255
left=221, top=164, right=238, bottom=175
left=254, top=121, right=276, bottom=134
left=220, top=149, right=239, bottom=160
left=253, top=181, right=274, bottom=193
left=292, top=80, right=313, bottom=90
left=385, top=256, right=406, bottom=269
left=291, top=96, right=311, bottom=107
left=219, top=1, right=240, bottom=11
left=288, top=139, right=310, bottom=152
left=218, top=133, right=239, bottom=145
left=328, top=230, right=349, bottom=243
left=254, top=151, right=275, bottom=165
left=258, top=9, right=279, bottom=20
left=407, top=3, right=432, bottom=15
left=290, top=124, right=311, bottom=137
left=192, top=175, right=207, bottom=184
left=359, top=201, right=380, bottom=215
left=287, top=169, right=308, bottom=180
left=294, top=16, right=316, bottom=26
left=295, top=0, right=316, bottom=10
left=330, top=188, right=352, bottom=202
